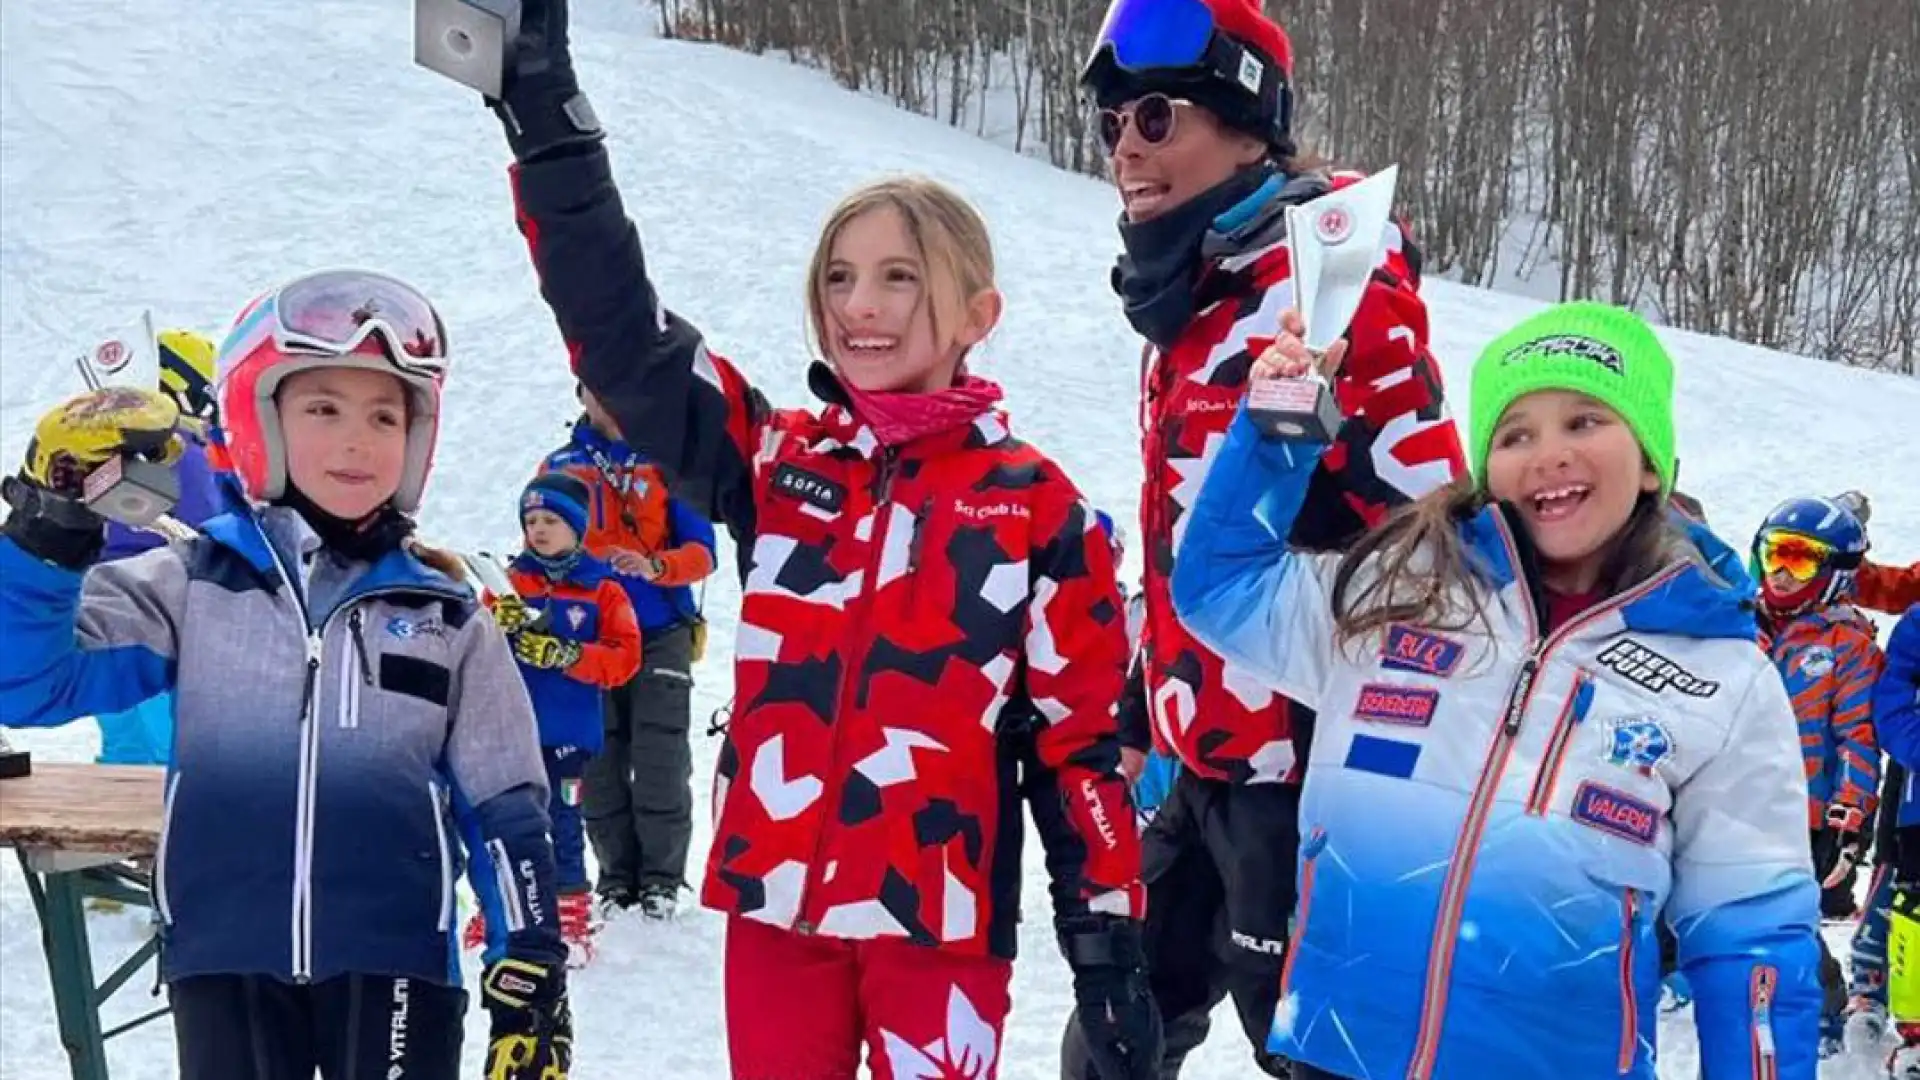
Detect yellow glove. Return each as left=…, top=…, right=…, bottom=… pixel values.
left=23, top=388, right=183, bottom=496
left=513, top=631, right=581, bottom=671
left=491, top=593, right=536, bottom=634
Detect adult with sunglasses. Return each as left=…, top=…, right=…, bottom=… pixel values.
left=1067, top=1, right=1466, bottom=1076
left=0, top=269, right=571, bottom=1080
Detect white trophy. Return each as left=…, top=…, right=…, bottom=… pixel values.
left=1246, top=165, right=1401, bottom=442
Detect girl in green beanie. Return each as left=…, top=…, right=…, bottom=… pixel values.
left=1170, top=302, right=1822, bottom=1079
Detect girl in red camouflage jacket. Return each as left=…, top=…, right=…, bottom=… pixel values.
left=483, top=4, right=1157, bottom=1076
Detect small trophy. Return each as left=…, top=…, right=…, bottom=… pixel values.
left=0, top=729, right=30, bottom=780
left=1246, top=165, right=1402, bottom=442
left=415, top=0, right=523, bottom=98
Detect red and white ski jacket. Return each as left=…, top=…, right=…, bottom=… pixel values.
left=1141, top=172, right=1467, bottom=784
left=509, top=147, right=1143, bottom=959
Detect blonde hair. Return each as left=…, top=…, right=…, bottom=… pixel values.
left=1330, top=479, right=1687, bottom=648
left=804, top=176, right=997, bottom=370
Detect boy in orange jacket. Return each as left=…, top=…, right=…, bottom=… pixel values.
left=468, top=472, right=642, bottom=966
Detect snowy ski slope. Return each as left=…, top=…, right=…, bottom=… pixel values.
left=2, top=0, right=1916, bottom=1076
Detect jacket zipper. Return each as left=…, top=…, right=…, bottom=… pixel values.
left=1524, top=670, right=1594, bottom=814
left=1617, top=888, right=1639, bottom=1073
left=1750, top=964, right=1779, bottom=1079
left=904, top=497, right=931, bottom=607
left=429, top=779, right=454, bottom=932
left=154, top=771, right=182, bottom=925
left=795, top=448, right=901, bottom=934
left=1405, top=517, right=1687, bottom=1079
left=1278, top=826, right=1325, bottom=1001
left=339, top=610, right=371, bottom=728
left=259, top=536, right=463, bottom=982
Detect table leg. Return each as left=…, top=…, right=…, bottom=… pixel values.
left=37, top=866, right=111, bottom=1080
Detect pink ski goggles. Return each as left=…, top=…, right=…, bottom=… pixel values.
left=220, top=269, right=449, bottom=379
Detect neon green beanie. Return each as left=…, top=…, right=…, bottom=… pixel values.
left=1468, top=301, right=1676, bottom=495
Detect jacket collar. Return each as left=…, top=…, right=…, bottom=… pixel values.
left=1458, top=502, right=1759, bottom=643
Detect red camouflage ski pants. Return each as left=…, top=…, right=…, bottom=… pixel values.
left=725, top=915, right=1013, bottom=1079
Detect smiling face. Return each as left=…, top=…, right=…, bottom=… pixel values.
left=807, top=180, right=1003, bottom=395
left=1483, top=389, right=1661, bottom=593
left=276, top=366, right=410, bottom=520
left=1106, top=97, right=1266, bottom=223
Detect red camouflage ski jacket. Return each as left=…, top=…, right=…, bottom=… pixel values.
left=1140, top=171, right=1467, bottom=784
left=508, top=147, right=1143, bottom=959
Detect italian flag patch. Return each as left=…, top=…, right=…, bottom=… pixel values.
left=560, top=778, right=582, bottom=807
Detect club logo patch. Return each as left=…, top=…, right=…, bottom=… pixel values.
left=386, top=616, right=450, bottom=641
left=1380, top=626, right=1464, bottom=677
left=1352, top=684, right=1440, bottom=727
left=771, top=463, right=846, bottom=513
left=566, top=605, right=587, bottom=631
left=1796, top=646, right=1836, bottom=679
left=1571, top=781, right=1659, bottom=845
left=1603, top=716, right=1674, bottom=774
left=1596, top=640, right=1720, bottom=698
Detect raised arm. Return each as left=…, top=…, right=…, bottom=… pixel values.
left=489, top=0, right=767, bottom=538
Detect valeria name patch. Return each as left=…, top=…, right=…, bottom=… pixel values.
left=1571, top=781, right=1659, bottom=846
left=1353, top=684, right=1440, bottom=727
left=1380, top=626, right=1464, bottom=677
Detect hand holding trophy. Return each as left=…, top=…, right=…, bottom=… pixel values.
left=1245, top=165, right=1401, bottom=442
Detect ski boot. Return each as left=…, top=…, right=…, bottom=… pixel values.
left=1849, top=996, right=1892, bottom=1048
left=596, top=885, right=639, bottom=923
left=561, top=892, right=596, bottom=968
left=637, top=884, right=681, bottom=921
left=1889, top=1023, right=1920, bottom=1079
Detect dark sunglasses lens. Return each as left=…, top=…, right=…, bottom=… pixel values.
left=1098, top=110, right=1124, bottom=152
left=1135, top=95, right=1175, bottom=143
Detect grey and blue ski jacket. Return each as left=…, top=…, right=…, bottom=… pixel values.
left=0, top=500, right=562, bottom=986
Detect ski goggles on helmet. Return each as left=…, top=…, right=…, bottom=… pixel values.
left=1756, top=530, right=1839, bottom=583
left=1088, top=0, right=1231, bottom=74
left=221, top=269, right=449, bottom=380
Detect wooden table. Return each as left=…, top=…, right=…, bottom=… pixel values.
left=0, top=763, right=167, bottom=1080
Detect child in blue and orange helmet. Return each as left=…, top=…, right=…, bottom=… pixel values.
left=1752, top=495, right=1887, bottom=1052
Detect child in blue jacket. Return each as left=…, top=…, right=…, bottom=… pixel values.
left=1860, top=605, right=1920, bottom=1073
left=1174, top=301, right=1821, bottom=1079
left=0, top=270, right=571, bottom=1080
left=467, top=471, right=642, bottom=966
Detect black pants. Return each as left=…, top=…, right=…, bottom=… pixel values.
left=171, top=973, right=466, bottom=1080
left=584, top=621, right=695, bottom=894
left=1064, top=770, right=1302, bottom=1079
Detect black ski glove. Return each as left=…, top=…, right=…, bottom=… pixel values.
left=482, top=956, right=572, bottom=1080
left=1059, top=914, right=1162, bottom=1080
left=491, top=0, right=603, bottom=163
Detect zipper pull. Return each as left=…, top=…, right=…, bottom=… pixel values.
left=348, top=609, right=374, bottom=685
left=1503, top=657, right=1539, bottom=735
left=907, top=499, right=931, bottom=574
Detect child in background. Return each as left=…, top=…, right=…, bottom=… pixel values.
left=1865, top=604, right=1920, bottom=1074
left=469, top=471, right=642, bottom=966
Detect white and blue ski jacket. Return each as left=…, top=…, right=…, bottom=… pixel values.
left=1172, top=407, right=1822, bottom=1080
left=0, top=498, right=564, bottom=986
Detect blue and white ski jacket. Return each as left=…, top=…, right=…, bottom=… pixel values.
left=1171, top=407, right=1822, bottom=1080
left=0, top=500, right=564, bottom=987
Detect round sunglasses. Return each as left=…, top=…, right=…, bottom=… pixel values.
left=1095, top=93, right=1190, bottom=154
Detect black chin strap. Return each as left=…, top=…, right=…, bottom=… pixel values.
left=273, top=485, right=414, bottom=564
